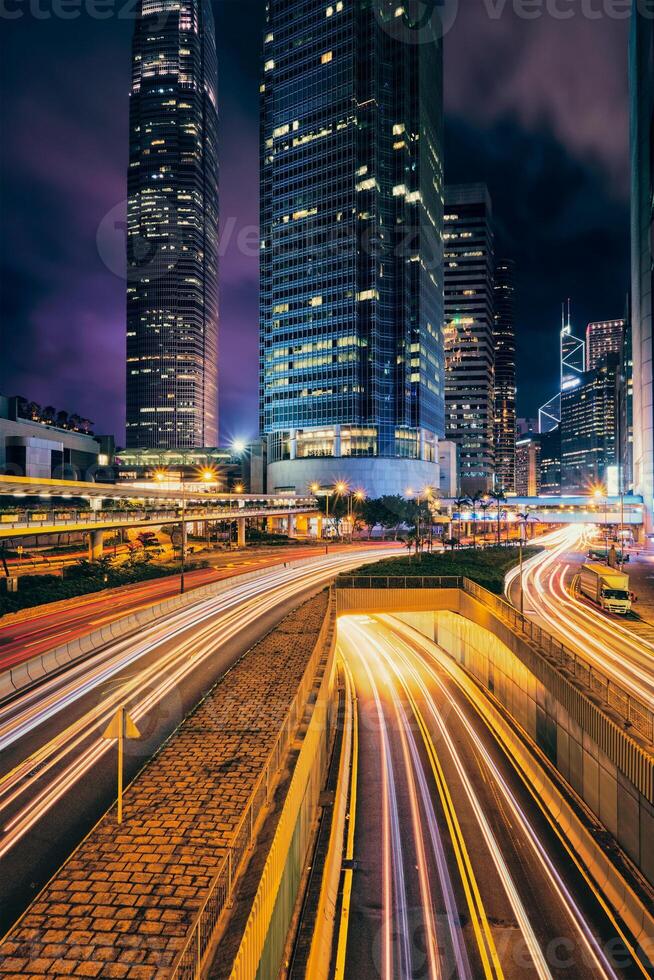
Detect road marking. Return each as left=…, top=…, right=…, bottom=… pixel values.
left=399, top=670, right=504, bottom=979
left=334, top=656, right=358, bottom=980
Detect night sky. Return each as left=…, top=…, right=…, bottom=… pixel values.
left=0, top=2, right=631, bottom=446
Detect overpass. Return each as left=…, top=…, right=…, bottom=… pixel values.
left=445, top=493, right=645, bottom=526
left=0, top=475, right=320, bottom=556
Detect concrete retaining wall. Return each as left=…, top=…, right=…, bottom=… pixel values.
left=394, top=605, right=654, bottom=889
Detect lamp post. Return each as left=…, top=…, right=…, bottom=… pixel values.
left=517, top=510, right=531, bottom=617
left=334, top=482, right=349, bottom=540
left=154, top=466, right=186, bottom=594
left=594, top=487, right=609, bottom=558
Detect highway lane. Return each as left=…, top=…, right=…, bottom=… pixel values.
left=505, top=525, right=654, bottom=709
left=0, top=547, right=393, bottom=934
left=0, top=542, right=391, bottom=670
left=336, top=614, right=651, bottom=979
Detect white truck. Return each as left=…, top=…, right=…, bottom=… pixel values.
left=579, top=563, right=631, bottom=615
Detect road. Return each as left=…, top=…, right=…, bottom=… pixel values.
left=336, top=614, right=651, bottom=978
left=0, top=547, right=393, bottom=934
left=505, top=525, right=654, bottom=709
left=0, top=543, right=391, bottom=671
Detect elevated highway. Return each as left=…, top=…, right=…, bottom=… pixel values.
left=0, top=474, right=319, bottom=555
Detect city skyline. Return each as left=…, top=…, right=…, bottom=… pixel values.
left=0, top=4, right=631, bottom=446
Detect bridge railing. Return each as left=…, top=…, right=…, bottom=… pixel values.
left=336, top=575, right=654, bottom=745
left=0, top=502, right=316, bottom=530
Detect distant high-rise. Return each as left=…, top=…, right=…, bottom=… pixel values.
left=538, top=304, right=585, bottom=434
left=560, top=355, right=620, bottom=494
left=630, top=5, right=654, bottom=523
left=260, top=0, right=445, bottom=496
left=444, top=184, right=495, bottom=494
left=126, top=0, right=219, bottom=450
left=493, top=259, right=517, bottom=491
left=586, top=319, right=626, bottom=372
left=515, top=434, right=540, bottom=497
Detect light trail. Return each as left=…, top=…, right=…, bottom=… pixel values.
left=506, top=525, right=654, bottom=705
left=339, top=613, right=640, bottom=978
left=375, top=615, right=625, bottom=979
left=0, top=550, right=393, bottom=860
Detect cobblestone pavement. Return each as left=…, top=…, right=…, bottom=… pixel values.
left=0, top=591, right=329, bottom=979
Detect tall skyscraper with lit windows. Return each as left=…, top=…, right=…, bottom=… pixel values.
left=630, top=2, right=654, bottom=523
left=125, top=0, right=219, bottom=450
left=260, top=0, right=445, bottom=496
left=444, top=184, right=495, bottom=494
left=493, top=258, right=517, bottom=491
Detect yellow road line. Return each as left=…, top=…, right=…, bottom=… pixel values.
left=444, top=656, right=653, bottom=979
left=333, top=654, right=358, bottom=980
left=395, top=666, right=504, bottom=979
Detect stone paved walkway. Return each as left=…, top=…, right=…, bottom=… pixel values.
left=0, top=591, right=329, bottom=979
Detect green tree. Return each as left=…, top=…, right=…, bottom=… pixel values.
left=489, top=489, right=507, bottom=546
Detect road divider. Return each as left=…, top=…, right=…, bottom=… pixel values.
left=0, top=553, right=335, bottom=703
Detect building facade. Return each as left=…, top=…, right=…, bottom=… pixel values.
left=126, top=0, right=219, bottom=450
left=630, top=4, right=654, bottom=524
left=260, top=0, right=445, bottom=498
left=444, top=184, right=495, bottom=494
left=586, top=319, right=626, bottom=371
left=539, top=426, right=561, bottom=496
left=0, top=396, right=113, bottom=481
left=560, top=355, right=620, bottom=494
left=515, top=434, right=540, bottom=497
left=493, top=258, right=517, bottom=491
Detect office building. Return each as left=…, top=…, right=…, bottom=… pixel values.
left=493, top=259, right=517, bottom=491
left=125, top=0, right=219, bottom=450
left=539, top=427, right=561, bottom=496
left=260, top=0, right=445, bottom=497
left=586, top=319, right=626, bottom=371
left=538, top=304, right=585, bottom=434
left=113, top=446, right=253, bottom=491
left=438, top=440, right=459, bottom=498
left=0, top=395, right=114, bottom=481
left=515, top=434, right=540, bottom=497
left=560, top=355, right=620, bottom=494
left=444, top=184, right=495, bottom=494
left=630, top=4, right=654, bottom=523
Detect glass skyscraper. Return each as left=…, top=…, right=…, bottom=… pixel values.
left=630, top=2, right=654, bottom=524
left=260, top=0, right=445, bottom=497
left=126, top=0, right=219, bottom=450
left=493, top=259, right=517, bottom=492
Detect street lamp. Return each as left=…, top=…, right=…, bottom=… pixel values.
left=153, top=467, right=186, bottom=593
left=517, top=509, right=531, bottom=617
left=334, top=482, right=349, bottom=540
left=593, top=486, right=609, bottom=558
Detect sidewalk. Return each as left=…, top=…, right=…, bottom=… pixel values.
left=0, top=591, right=330, bottom=979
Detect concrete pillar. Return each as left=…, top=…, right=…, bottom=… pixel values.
left=88, top=529, right=104, bottom=562
left=287, top=513, right=296, bottom=538
left=237, top=518, right=246, bottom=548
left=316, top=515, right=324, bottom=539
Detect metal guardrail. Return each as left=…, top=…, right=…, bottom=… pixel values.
left=169, top=593, right=334, bottom=980
left=336, top=575, right=654, bottom=745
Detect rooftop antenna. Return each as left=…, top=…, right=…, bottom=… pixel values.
left=567, top=297, right=571, bottom=326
